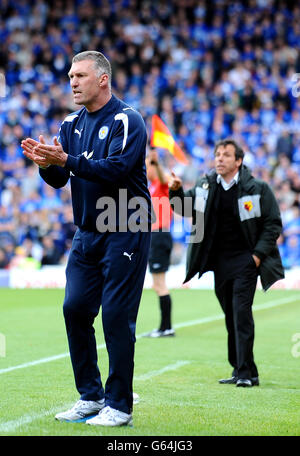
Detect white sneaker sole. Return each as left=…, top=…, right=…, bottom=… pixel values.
left=55, top=413, right=100, bottom=423
left=86, top=416, right=133, bottom=427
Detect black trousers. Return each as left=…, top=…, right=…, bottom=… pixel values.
left=214, top=251, right=259, bottom=379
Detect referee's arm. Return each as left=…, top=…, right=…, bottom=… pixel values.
left=148, top=150, right=168, bottom=184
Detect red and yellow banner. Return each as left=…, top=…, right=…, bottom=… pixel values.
left=150, top=115, right=188, bottom=164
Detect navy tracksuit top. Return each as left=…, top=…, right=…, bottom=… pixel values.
left=40, top=96, right=152, bottom=412
left=40, top=94, right=151, bottom=232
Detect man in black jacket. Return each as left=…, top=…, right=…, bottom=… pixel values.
left=169, top=139, right=284, bottom=387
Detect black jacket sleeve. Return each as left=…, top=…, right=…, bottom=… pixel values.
left=253, top=182, right=283, bottom=259
left=169, top=186, right=196, bottom=218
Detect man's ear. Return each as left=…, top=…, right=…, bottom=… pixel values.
left=99, top=74, right=108, bottom=86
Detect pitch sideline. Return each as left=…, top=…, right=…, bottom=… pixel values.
left=0, top=294, right=299, bottom=376
left=0, top=294, right=299, bottom=433
left=0, top=360, right=191, bottom=433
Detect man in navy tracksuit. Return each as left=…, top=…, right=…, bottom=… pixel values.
left=22, top=51, right=151, bottom=426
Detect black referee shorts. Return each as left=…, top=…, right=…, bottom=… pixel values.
left=148, top=230, right=173, bottom=274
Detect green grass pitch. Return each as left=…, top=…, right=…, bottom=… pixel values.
left=0, top=287, right=300, bottom=436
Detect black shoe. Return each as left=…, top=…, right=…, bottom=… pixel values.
left=236, top=378, right=252, bottom=387
left=218, top=376, right=238, bottom=384
left=236, top=377, right=260, bottom=387
left=219, top=376, right=259, bottom=386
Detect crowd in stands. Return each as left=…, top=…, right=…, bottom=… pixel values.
left=1, top=0, right=300, bottom=271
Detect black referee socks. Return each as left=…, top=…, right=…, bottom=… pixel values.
left=159, top=294, right=172, bottom=331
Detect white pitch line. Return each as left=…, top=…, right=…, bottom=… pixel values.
left=0, top=294, right=299, bottom=376
left=134, top=360, right=190, bottom=381
left=0, top=347, right=103, bottom=375
left=0, top=404, right=72, bottom=434
left=172, top=294, right=300, bottom=331
left=253, top=294, right=300, bottom=311
left=0, top=352, right=70, bottom=374
left=0, top=361, right=190, bottom=433
left=0, top=294, right=299, bottom=434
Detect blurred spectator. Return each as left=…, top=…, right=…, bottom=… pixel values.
left=9, top=245, right=40, bottom=270
left=20, top=163, right=41, bottom=198
left=41, top=235, right=62, bottom=266
left=0, top=177, right=21, bottom=208
left=275, top=130, right=294, bottom=160
left=1, top=143, right=25, bottom=178
left=0, top=206, right=16, bottom=247
left=0, top=246, right=9, bottom=269
left=282, top=234, right=300, bottom=269
left=283, top=205, right=300, bottom=238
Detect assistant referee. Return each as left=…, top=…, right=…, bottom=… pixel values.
left=145, top=149, right=174, bottom=338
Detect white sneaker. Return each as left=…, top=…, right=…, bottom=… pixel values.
left=144, top=328, right=175, bottom=338
left=55, top=399, right=105, bottom=422
left=86, top=406, right=133, bottom=427
left=133, top=392, right=140, bottom=404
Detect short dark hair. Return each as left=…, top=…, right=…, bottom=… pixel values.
left=214, top=139, right=244, bottom=162
left=72, top=51, right=112, bottom=85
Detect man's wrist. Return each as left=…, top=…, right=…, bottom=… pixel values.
left=59, top=152, right=68, bottom=168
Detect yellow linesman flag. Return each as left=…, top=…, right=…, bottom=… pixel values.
left=150, top=114, right=188, bottom=164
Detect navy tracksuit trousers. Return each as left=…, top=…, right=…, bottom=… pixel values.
left=63, top=228, right=151, bottom=414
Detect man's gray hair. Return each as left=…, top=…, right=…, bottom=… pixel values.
left=72, top=51, right=112, bottom=84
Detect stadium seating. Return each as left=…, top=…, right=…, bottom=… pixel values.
left=0, top=0, right=299, bottom=269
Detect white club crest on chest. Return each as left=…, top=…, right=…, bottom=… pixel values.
left=99, top=126, right=109, bottom=140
